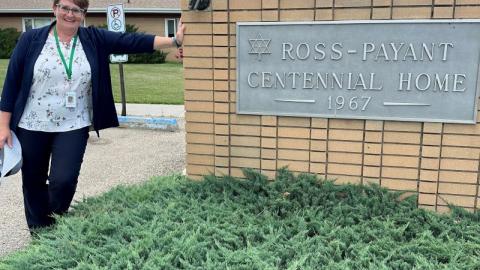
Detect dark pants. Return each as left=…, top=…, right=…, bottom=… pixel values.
left=16, top=127, right=89, bottom=229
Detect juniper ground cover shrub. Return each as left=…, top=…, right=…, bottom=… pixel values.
left=1, top=169, right=479, bottom=269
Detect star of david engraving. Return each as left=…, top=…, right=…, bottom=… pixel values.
left=248, top=33, right=271, bottom=61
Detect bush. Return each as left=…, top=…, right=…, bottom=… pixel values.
left=0, top=28, right=21, bottom=59
left=97, top=23, right=167, bottom=64
left=126, top=51, right=167, bottom=64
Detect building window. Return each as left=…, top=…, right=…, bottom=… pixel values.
left=22, top=18, right=53, bottom=32
left=165, top=18, right=178, bottom=37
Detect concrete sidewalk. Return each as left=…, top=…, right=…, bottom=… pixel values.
left=115, top=103, right=185, bottom=118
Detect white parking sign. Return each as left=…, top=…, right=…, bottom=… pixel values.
left=107, top=4, right=127, bottom=63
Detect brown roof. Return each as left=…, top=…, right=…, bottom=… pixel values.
left=0, top=0, right=180, bottom=13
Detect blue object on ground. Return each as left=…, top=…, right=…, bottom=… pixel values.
left=117, top=116, right=178, bottom=131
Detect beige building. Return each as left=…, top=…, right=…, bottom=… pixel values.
left=0, top=0, right=181, bottom=60
left=182, top=0, right=480, bottom=213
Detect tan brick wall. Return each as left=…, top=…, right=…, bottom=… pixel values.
left=183, top=0, right=480, bottom=212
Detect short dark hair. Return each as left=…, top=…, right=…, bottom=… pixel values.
left=53, top=0, right=89, bottom=11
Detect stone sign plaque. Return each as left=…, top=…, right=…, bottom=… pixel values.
left=236, top=20, right=480, bottom=124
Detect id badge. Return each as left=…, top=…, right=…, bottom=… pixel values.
left=65, top=91, right=77, bottom=108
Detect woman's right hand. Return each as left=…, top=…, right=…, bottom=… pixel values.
left=0, top=111, right=13, bottom=149
left=175, top=47, right=184, bottom=59
left=0, top=126, right=12, bottom=149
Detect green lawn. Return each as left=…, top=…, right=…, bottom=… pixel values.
left=0, top=59, right=8, bottom=91
left=1, top=169, right=479, bottom=269
left=0, top=59, right=184, bottom=104
left=110, top=62, right=184, bottom=104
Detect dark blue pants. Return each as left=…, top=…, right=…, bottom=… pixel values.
left=16, top=127, right=89, bottom=229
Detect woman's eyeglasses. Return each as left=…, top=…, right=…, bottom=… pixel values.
left=56, top=4, right=85, bottom=16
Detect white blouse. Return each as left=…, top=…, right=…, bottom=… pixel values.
left=18, top=33, right=92, bottom=132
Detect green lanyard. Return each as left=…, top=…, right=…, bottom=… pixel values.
left=54, top=26, right=78, bottom=80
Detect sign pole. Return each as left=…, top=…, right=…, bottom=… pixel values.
left=119, top=63, right=127, bottom=116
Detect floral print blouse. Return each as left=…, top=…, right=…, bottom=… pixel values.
left=18, top=33, right=92, bottom=132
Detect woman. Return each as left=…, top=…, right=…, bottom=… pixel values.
left=0, top=0, right=185, bottom=230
